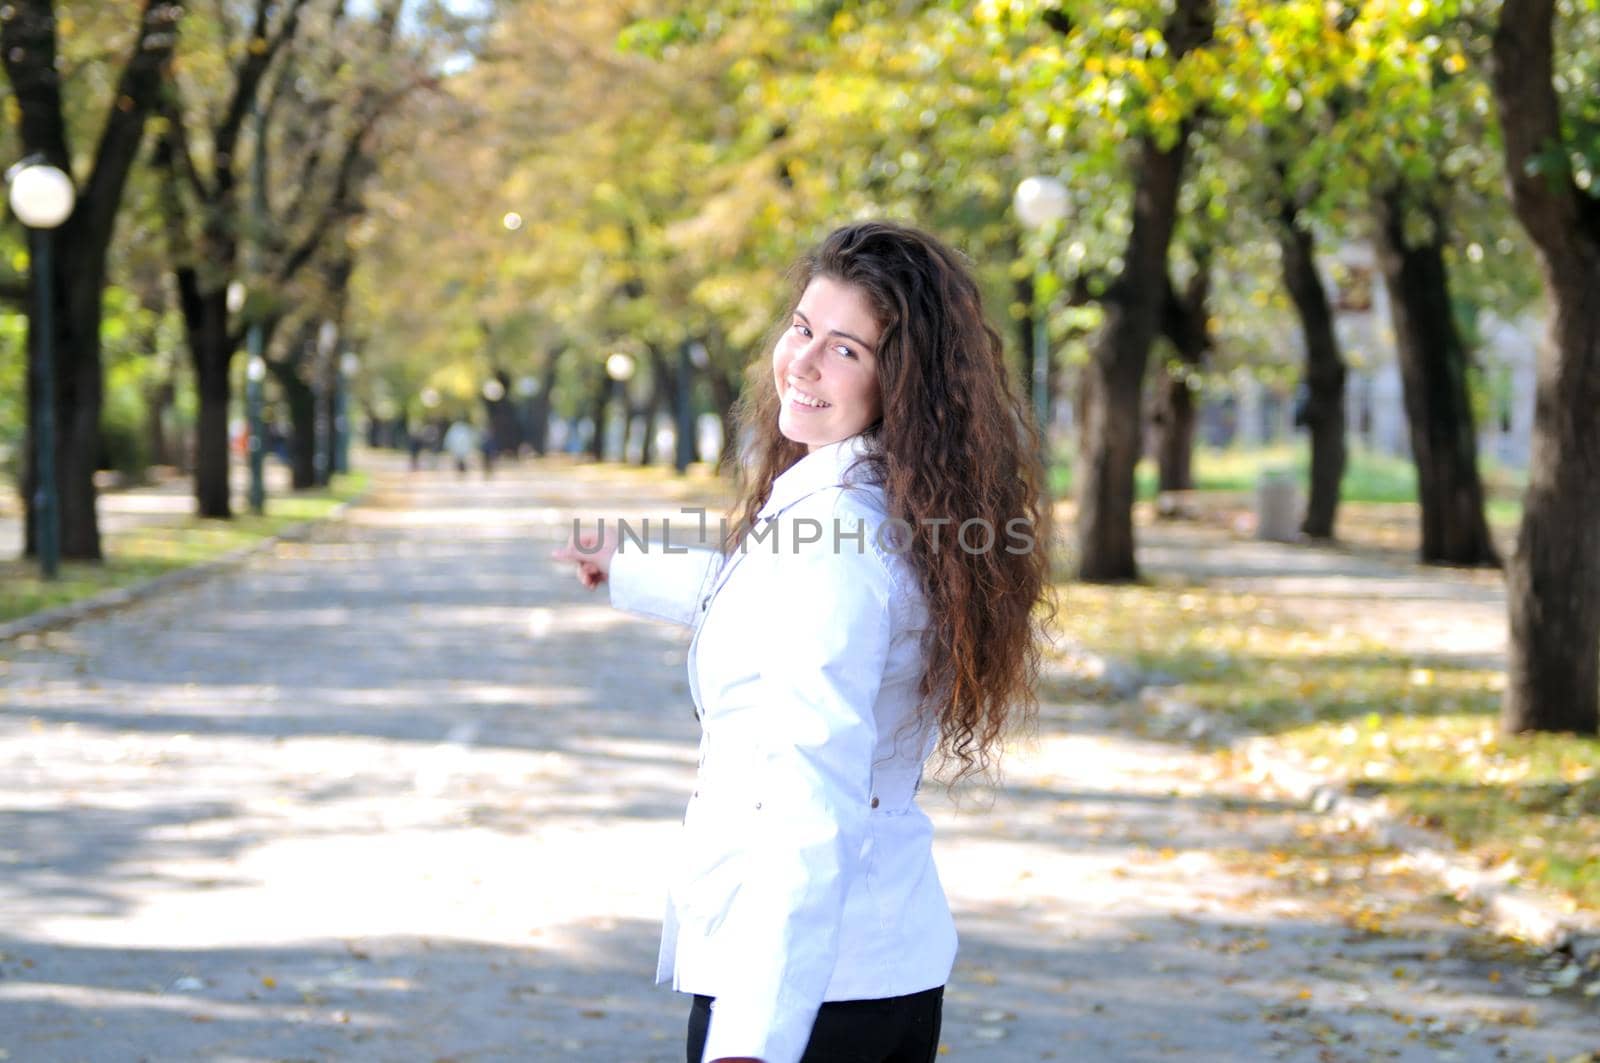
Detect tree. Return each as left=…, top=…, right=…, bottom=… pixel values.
left=1371, top=187, right=1499, bottom=566
left=1321, top=2, right=1501, bottom=565
left=1491, top=0, right=1600, bottom=735
left=1, top=0, right=182, bottom=559
left=1060, top=0, right=1216, bottom=582
left=155, top=0, right=312, bottom=517
left=1151, top=244, right=1211, bottom=506
left=1273, top=172, right=1347, bottom=539
left=1245, top=102, right=1350, bottom=541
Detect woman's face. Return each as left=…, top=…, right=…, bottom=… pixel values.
left=772, top=275, right=883, bottom=451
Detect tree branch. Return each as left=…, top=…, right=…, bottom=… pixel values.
left=157, top=74, right=211, bottom=203
left=0, top=0, right=74, bottom=169
left=214, top=0, right=314, bottom=177
left=79, top=0, right=184, bottom=254
left=1490, top=0, right=1584, bottom=258
left=274, top=73, right=434, bottom=285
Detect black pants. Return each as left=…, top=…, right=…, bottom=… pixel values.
left=686, top=986, right=943, bottom=1063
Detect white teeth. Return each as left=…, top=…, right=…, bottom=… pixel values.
left=787, top=386, right=830, bottom=409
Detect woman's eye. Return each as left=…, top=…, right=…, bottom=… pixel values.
left=793, top=322, right=811, bottom=337
left=833, top=345, right=857, bottom=359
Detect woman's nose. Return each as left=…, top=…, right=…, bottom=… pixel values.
left=789, top=339, right=822, bottom=376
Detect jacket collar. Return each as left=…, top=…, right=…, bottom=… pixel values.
left=757, top=434, right=879, bottom=520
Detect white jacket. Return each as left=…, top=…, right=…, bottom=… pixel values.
left=608, top=435, right=957, bottom=1063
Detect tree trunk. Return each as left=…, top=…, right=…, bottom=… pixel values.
left=21, top=232, right=106, bottom=559
left=528, top=347, right=561, bottom=455
left=1015, top=272, right=1037, bottom=412
left=4, top=0, right=181, bottom=560
left=1152, top=362, right=1197, bottom=496
left=486, top=369, right=519, bottom=459
left=1371, top=189, right=1499, bottom=567
left=1077, top=317, right=1150, bottom=583
left=1276, top=199, right=1347, bottom=539
left=314, top=350, right=335, bottom=487
left=280, top=366, right=317, bottom=490
left=1077, top=165, right=1190, bottom=575
left=144, top=372, right=176, bottom=470
left=1073, top=0, right=1212, bottom=582
left=641, top=343, right=675, bottom=468
left=587, top=368, right=609, bottom=462
left=1152, top=262, right=1210, bottom=513
left=1491, top=0, right=1600, bottom=735
left=174, top=270, right=235, bottom=517
left=707, top=364, right=740, bottom=471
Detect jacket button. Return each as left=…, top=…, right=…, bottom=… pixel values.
left=754, top=802, right=762, bottom=810
left=870, top=796, right=880, bottom=809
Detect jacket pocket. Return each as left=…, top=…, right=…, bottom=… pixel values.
left=675, top=794, right=754, bottom=935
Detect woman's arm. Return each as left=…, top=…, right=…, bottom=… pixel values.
left=607, top=545, right=721, bottom=627
left=553, top=523, right=720, bottom=627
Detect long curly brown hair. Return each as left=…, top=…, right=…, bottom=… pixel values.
left=727, top=221, right=1052, bottom=781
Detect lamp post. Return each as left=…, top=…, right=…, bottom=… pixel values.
left=315, top=320, right=338, bottom=484
left=675, top=340, right=706, bottom=473
left=8, top=157, right=76, bottom=579
left=515, top=374, right=539, bottom=457
left=605, top=352, right=636, bottom=463
left=1013, top=174, right=1071, bottom=457
left=481, top=374, right=506, bottom=467
left=336, top=351, right=359, bottom=474
left=228, top=281, right=267, bottom=514
left=242, top=99, right=270, bottom=514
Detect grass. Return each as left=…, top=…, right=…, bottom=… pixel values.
left=1051, top=442, right=1527, bottom=510
left=0, top=472, right=368, bottom=625
left=1049, top=577, right=1600, bottom=911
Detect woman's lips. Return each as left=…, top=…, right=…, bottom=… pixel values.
left=785, top=385, right=831, bottom=410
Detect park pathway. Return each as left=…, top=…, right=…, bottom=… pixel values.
left=0, top=458, right=1593, bottom=1062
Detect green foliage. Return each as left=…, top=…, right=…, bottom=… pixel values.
left=0, top=311, right=25, bottom=478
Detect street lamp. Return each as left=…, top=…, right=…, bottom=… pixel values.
left=675, top=340, right=706, bottom=474
left=229, top=280, right=267, bottom=514
left=315, top=320, right=338, bottom=483
left=515, top=375, right=541, bottom=458
left=8, top=157, right=76, bottom=579
left=336, top=350, right=359, bottom=474
left=1013, top=174, right=1071, bottom=455
left=605, top=353, right=636, bottom=383
left=239, top=97, right=270, bottom=514
left=604, top=353, right=635, bottom=463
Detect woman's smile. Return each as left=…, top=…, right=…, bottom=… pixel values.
left=784, top=385, right=832, bottom=410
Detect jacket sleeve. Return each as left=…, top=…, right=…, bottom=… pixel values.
left=700, top=500, right=892, bottom=1063
left=608, top=544, right=721, bottom=628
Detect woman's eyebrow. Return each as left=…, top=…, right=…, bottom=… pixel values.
left=795, top=309, right=877, bottom=354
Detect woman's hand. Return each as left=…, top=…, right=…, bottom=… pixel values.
left=551, top=524, right=618, bottom=589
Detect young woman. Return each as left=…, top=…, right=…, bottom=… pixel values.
left=555, top=221, right=1049, bottom=1063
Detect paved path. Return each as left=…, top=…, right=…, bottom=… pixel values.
left=0, top=461, right=1593, bottom=1062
